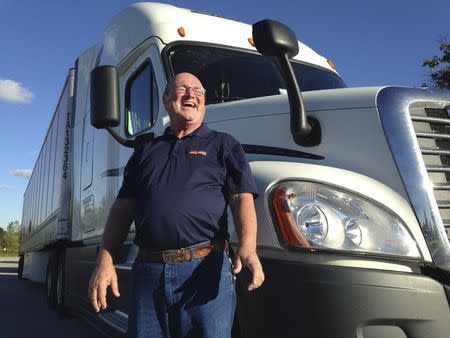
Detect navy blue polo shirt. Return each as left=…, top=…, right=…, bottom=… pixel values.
left=117, top=124, right=258, bottom=251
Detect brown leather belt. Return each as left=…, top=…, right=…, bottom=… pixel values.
left=137, top=241, right=228, bottom=264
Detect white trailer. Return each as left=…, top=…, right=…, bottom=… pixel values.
left=20, top=3, right=450, bottom=337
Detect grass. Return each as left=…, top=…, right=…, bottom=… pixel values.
left=0, top=251, right=19, bottom=257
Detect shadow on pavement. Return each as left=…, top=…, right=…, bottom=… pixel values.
left=0, top=260, right=105, bottom=337
left=0, top=266, right=17, bottom=274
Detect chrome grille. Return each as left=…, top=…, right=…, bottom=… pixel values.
left=410, top=107, right=450, bottom=240
left=378, top=87, right=450, bottom=269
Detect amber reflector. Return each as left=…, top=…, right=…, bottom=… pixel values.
left=248, top=37, right=255, bottom=47
left=272, top=187, right=311, bottom=247
left=177, top=27, right=186, bottom=37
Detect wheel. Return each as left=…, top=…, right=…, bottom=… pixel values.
left=55, top=250, right=69, bottom=316
left=17, top=255, right=24, bottom=280
left=232, top=310, right=242, bottom=338
left=46, top=256, right=56, bottom=308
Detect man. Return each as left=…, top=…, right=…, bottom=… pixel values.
left=88, top=72, right=264, bottom=337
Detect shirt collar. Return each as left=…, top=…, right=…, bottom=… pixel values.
left=164, top=123, right=212, bottom=139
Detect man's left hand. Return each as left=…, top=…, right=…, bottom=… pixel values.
left=233, top=246, right=265, bottom=291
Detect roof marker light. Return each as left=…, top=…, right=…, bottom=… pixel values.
left=327, top=59, right=336, bottom=70
left=177, top=27, right=186, bottom=37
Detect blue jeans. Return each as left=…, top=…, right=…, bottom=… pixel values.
left=127, top=251, right=236, bottom=338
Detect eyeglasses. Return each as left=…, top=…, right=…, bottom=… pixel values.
left=173, top=85, right=206, bottom=97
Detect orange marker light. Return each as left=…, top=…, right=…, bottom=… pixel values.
left=272, top=187, right=311, bottom=248
left=327, top=59, right=336, bottom=70
left=177, top=27, right=186, bottom=37
left=248, top=37, right=255, bottom=47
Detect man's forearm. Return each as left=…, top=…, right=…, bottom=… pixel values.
left=230, top=193, right=257, bottom=249
left=230, top=192, right=264, bottom=290
left=97, top=198, right=135, bottom=266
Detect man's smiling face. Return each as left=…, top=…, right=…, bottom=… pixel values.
left=163, top=73, right=206, bottom=129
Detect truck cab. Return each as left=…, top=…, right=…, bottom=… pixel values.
left=20, top=3, right=450, bottom=337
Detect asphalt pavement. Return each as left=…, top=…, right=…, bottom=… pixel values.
left=0, top=256, right=105, bottom=338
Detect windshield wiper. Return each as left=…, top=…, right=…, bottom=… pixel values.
left=207, top=96, right=245, bottom=104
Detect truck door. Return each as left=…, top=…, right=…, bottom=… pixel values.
left=118, top=44, right=163, bottom=188
left=74, top=43, right=166, bottom=329
left=112, top=45, right=163, bottom=306
left=81, top=113, right=94, bottom=232
left=81, top=114, right=94, bottom=191
left=123, top=59, right=159, bottom=138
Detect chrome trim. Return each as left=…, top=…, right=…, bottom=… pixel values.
left=114, top=263, right=133, bottom=270
left=422, top=148, right=450, bottom=155
left=433, top=183, right=450, bottom=190
left=98, top=310, right=128, bottom=334
left=416, top=132, right=450, bottom=140
left=325, top=259, right=413, bottom=273
left=437, top=202, right=450, bottom=208
left=377, top=86, right=450, bottom=271
left=411, top=115, right=450, bottom=125
left=426, top=165, right=450, bottom=172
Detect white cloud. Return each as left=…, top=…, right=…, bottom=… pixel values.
left=0, top=184, right=12, bottom=190
left=9, top=169, right=33, bottom=178
left=0, top=78, right=34, bottom=104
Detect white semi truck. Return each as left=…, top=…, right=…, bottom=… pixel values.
left=19, top=2, right=450, bottom=337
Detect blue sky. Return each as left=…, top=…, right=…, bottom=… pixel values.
left=0, top=0, right=448, bottom=229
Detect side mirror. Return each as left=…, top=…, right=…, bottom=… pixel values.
left=252, top=19, right=299, bottom=59
left=90, top=65, right=120, bottom=129
left=252, top=20, right=321, bottom=147
left=90, top=65, right=136, bottom=148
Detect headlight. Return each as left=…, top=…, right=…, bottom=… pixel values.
left=271, top=182, right=421, bottom=258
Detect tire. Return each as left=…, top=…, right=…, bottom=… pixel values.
left=55, top=250, right=69, bottom=316
left=46, top=256, right=56, bottom=308
left=17, top=255, right=24, bottom=280
left=232, top=311, right=242, bottom=338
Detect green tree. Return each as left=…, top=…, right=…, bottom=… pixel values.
left=0, top=228, right=6, bottom=250
left=1, top=220, right=21, bottom=254
left=7, top=220, right=20, bottom=234
left=422, top=38, right=450, bottom=89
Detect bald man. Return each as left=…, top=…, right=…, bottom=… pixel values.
left=89, top=73, right=264, bottom=338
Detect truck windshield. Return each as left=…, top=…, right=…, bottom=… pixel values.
left=165, top=44, right=347, bottom=105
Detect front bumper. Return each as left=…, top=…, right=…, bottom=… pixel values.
left=235, top=255, right=450, bottom=338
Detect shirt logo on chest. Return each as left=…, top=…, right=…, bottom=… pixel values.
left=189, top=150, right=208, bottom=156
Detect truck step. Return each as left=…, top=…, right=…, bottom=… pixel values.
left=98, top=309, right=128, bottom=334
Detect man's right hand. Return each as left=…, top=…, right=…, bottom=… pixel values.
left=88, top=262, right=120, bottom=312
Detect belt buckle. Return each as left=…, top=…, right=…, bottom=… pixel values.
left=162, top=248, right=186, bottom=264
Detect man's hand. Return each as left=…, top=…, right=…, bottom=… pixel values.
left=229, top=192, right=265, bottom=291
left=88, top=262, right=120, bottom=312
left=87, top=197, right=134, bottom=312
left=233, top=246, right=265, bottom=291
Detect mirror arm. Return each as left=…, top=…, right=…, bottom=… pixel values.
left=251, top=19, right=321, bottom=146
left=106, top=127, right=135, bottom=148
left=278, top=54, right=321, bottom=146
left=278, top=54, right=310, bottom=137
